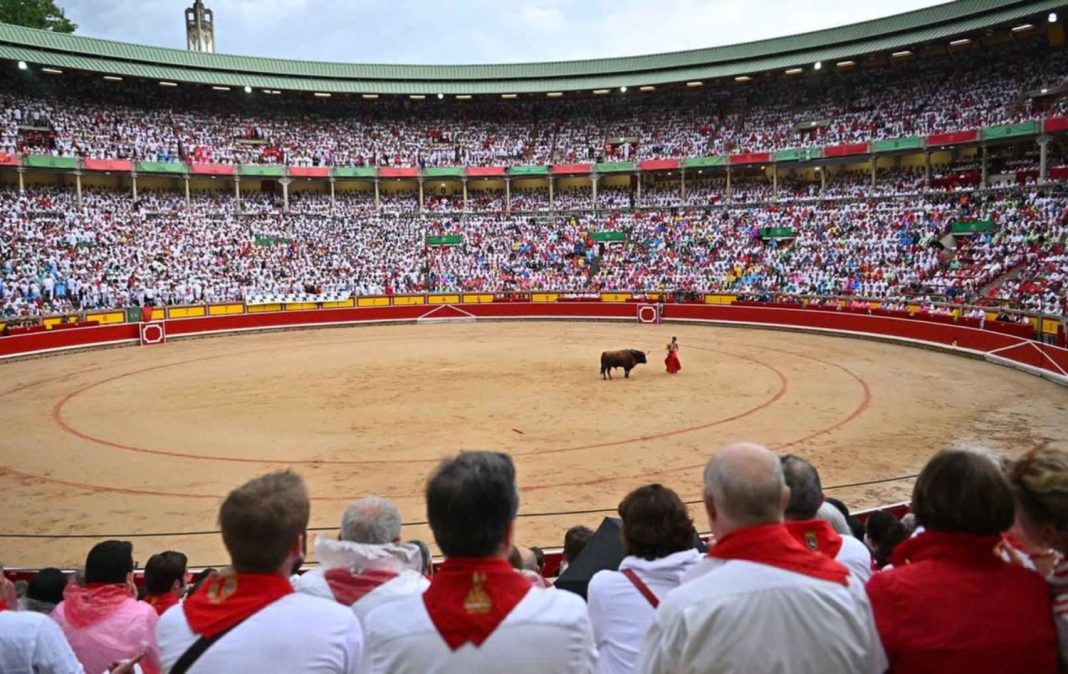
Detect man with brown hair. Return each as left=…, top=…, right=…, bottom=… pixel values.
left=156, top=470, right=363, bottom=673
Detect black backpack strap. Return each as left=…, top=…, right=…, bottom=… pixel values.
left=170, top=621, right=242, bottom=674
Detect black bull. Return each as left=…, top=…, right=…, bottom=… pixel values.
left=600, top=349, right=648, bottom=380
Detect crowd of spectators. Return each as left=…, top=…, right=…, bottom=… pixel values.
left=0, top=38, right=1064, bottom=168
left=3, top=443, right=1067, bottom=673
left=2, top=183, right=1066, bottom=318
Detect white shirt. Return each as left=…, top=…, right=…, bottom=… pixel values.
left=588, top=549, right=701, bottom=674
left=363, top=583, right=596, bottom=674
left=0, top=610, right=85, bottom=674
left=637, top=557, right=886, bottom=674
left=156, top=592, right=363, bottom=674
left=837, top=534, right=874, bottom=583
left=293, top=567, right=430, bottom=625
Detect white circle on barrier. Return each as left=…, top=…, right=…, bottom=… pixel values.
left=141, top=323, right=165, bottom=345
left=638, top=306, right=659, bottom=324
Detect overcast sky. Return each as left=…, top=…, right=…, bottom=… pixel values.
left=59, top=0, right=950, bottom=64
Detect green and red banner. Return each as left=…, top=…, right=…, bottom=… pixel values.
left=380, top=167, right=419, bottom=178
left=552, top=163, right=593, bottom=175
left=0, top=153, right=19, bottom=166
left=927, top=130, right=978, bottom=147
left=824, top=143, right=869, bottom=158
left=289, top=166, right=331, bottom=178
left=1045, top=117, right=1068, bottom=134
left=639, top=159, right=680, bottom=171
left=190, top=163, right=235, bottom=176
left=730, top=152, right=771, bottom=165
left=84, top=159, right=133, bottom=172
left=466, top=166, right=507, bottom=177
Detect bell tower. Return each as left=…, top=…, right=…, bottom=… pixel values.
left=185, top=1, right=215, bottom=53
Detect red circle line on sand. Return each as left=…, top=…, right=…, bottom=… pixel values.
left=520, top=343, right=872, bottom=491
left=50, top=347, right=788, bottom=465
left=5, top=335, right=872, bottom=500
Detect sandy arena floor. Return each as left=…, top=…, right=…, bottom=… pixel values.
left=1, top=320, right=1066, bottom=569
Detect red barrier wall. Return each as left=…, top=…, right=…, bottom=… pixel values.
left=2, top=302, right=1066, bottom=381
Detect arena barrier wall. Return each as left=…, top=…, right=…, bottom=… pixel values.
left=2, top=299, right=1067, bottom=384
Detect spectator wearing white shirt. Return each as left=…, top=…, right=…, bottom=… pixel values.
left=637, top=442, right=886, bottom=674
left=588, top=484, right=701, bottom=674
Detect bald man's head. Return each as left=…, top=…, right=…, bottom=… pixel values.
left=703, top=443, right=788, bottom=531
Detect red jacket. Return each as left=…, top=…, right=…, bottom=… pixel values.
left=866, top=530, right=1057, bottom=674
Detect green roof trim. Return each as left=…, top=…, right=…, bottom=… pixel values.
left=422, top=166, right=465, bottom=178
left=774, top=148, right=824, bottom=163
left=595, top=161, right=636, bottom=173
left=136, top=161, right=186, bottom=174
left=238, top=164, right=285, bottom=177
left=682, top=156, right=728, bottom=169
left=981, top=121, right=1039, bottom=141
left=0, top=1, right=1056, bottom=94
left=871, top=136, right=925, bottom=152
left=24, top=155, right=77, bottom=170
left=510, top=165, right=551, bottom=176
left=334, top=166, right=378, bottom=178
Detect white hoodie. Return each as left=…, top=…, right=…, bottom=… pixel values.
left=587, top=549, right=702, bottom=674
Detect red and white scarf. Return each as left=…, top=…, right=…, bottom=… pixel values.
left=710, top=522, right=849, bottom=586
left=324, top=568, right=399, bottom=606
left=423, top=557, right=532, bottom=650
left=183, top=571, right=293, bottom=638
left=145, top=591, right=180, bottom=616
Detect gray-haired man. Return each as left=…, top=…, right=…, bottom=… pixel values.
left=293, top=495, right=429, bottom=624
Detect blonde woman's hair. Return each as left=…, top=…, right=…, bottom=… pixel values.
left=1006, top=447, right=1068, bottom=529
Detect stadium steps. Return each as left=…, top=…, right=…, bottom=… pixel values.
left=979, top=261, right=1029, bottom=297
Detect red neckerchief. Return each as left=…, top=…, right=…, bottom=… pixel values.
left=710, top=523, right=849, bottom=586
left=324, top=568, right=398, bottom=606
left=888, top=530, right=1003, bottom=569
left=145, top=591, right=180, bottom=616
left=784, top=519, right=844, bottom=559
left=422, top=557, right=532, bottom=650
left=0, top=599, right=8, bottom=612
left=183, top=571, right=293, bottom=638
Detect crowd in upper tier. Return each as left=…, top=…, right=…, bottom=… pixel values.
left=1, top=177, right=1065, bottom=319
left=0, top=39, right=1065, bottom=167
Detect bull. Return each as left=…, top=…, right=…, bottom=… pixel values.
left=600, top=349, right=648, bottom=380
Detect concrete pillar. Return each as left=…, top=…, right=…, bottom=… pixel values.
left=980, top=144, right=988, bottom=190
left=870, top=156, right=877, bottom=189
left=772, top=166, right=778, bottom=201
left=726, top=166, right=732, bottom=202
left=17, top=167, right=24, bottom=194
left=75, top=170, right=82, bottom=207
left=234, top=176, right=241, bottom=213
left=418, top=178, right=425, bottom=213
left=131, top=171, right=138, bottom=201
left=924, top=150, right=931, bottom=191
left=462, top=178, right=468, bottom=212
left=329, top=177, right=335, bottom=213
left=680, top=168, right=686, bottom=201
left=1039, top=135, right=1050, bottom=184
left=591, top=174, right=599, bottom=211
left=280, top=177, right=291, bottom=211
left=820, top=167, right=826, bottom=196
left=374, top=179, right=380, bottom=213
left=505, top=177, right=511, bottom=212
left=184, top=175, right=191, bottom=208
left=635, top=173, right=642, bottom=207
left=549, top=177, right=554, bottom=210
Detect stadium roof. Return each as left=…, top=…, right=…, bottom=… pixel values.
left=0, top=0, right=1061, bottom=94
